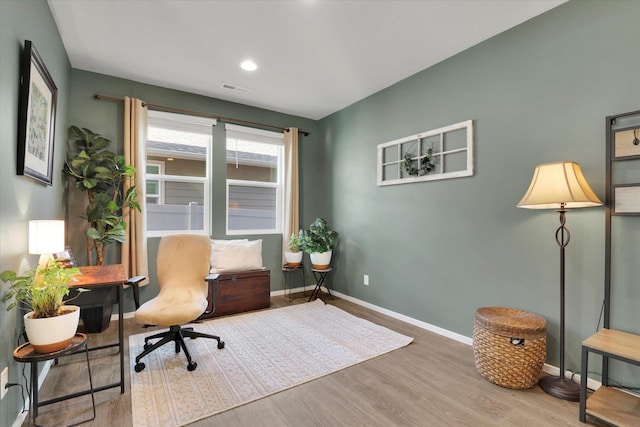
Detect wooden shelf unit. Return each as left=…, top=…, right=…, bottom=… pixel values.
left=578, top=110, right=640, bottom=426
left=579, top=329, right=640, bottom=426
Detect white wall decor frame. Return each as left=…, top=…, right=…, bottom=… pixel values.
left=377, top=120, right=474, bottom=186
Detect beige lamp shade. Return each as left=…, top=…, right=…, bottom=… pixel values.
left=29, top=220, right=65, bottom=255
left=517, top=161, right=602, bottom=209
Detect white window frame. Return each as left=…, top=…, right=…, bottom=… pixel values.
left=146, top=160, right=165, bottom=205
left=225, top=124, right=284, bottom=235
left=377, top=120, right=474, bottom=186
left=146, top=110, right=215, bottom=238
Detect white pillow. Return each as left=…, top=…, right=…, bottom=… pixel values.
left=211, top=239, right=248, bottom=268
left=211, top=239, right=263, bottom=272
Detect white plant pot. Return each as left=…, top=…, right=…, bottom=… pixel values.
left=310, top=251, right=332, bottom=270
left=24, top=305, right=80, bottom=353
left=284, top=251, right=303, bottom=267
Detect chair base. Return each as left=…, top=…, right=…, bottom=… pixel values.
left=134, top=325, right=224, bottom=372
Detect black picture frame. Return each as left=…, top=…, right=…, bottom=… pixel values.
left=17, top=40, right=58, bottom=186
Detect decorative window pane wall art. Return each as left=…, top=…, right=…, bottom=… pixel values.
left=376, top=120, right=474, bottom=186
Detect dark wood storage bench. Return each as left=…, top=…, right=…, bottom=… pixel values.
left=202, top=269, right=270, bottom=319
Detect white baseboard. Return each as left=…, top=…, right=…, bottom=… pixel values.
left=330, top=289, right=473, bottom=345
left=15, top=287, right=605, bottom=427
left=111, top=286, right=602, bottom=391
left=541, top=363, right=602, bottom=391
left=328, top=289, right=603, bottom=392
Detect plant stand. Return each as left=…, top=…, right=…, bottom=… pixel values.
left=13, top=333, right=95, bottom=427
left=309, top=268, right=332, bottom=303
left=282, top=264, right=305, bottom=301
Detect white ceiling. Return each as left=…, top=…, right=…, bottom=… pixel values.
left=48, top=0, right=566, bottom=120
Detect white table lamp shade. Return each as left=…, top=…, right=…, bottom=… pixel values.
left=29, top=220, right=65, bottom=255
left=517, top=161, right=602, bottom=209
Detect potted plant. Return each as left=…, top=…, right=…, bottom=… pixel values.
left=284, top=230, right=304, bottom=267
left=64, top=126, right=140, bottom=332
left=63, top=126, right=140, bottom=266
left=1, top=259, right=82, bottom=353
left=301, top=218, right=338, bottom=269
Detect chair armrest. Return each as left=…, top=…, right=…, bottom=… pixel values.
left=201, top=274, right=220, bottom=317
left=127, top=276, right=146, bottom=286
left=127, top=276, right=146, bottom=310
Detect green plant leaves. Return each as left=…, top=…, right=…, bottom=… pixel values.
left=64, top=126, right=141, bottom=265
left=301, top=218, right=338, bottom=254
left=1, top=259, right=81, bottom=317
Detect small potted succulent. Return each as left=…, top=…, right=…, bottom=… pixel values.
left=284, top=230, right=304, bottom=267
left=1, top=259, right=82, bottom=353
left=301, top=218, right=338, bottom=269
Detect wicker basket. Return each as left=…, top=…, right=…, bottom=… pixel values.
left=473, top=307, right=546, bottom=389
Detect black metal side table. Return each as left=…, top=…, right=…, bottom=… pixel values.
left=309, top=267, right=332, bottom=302
left=13, top=333, right=96, bottom=427
left=282, top=264, right=305, bottom=301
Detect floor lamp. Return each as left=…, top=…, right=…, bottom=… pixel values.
left=517, top=161, right=602, bottom=401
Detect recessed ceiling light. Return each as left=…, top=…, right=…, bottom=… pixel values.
left=240, top=60, right=258, bottom=71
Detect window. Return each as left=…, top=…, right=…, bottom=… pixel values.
left=377, top=120, right=474, bottom=186
left=225, top=124, right=284, bottom=235
left=146, top=110, right=215, bottom=237
left=145, top=161, right=165, bottom=205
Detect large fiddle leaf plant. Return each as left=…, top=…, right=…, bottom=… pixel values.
left=63, top=126, right=140, bottom=265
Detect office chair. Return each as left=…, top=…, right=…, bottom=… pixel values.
left=133, top=234, right=224, bottom=372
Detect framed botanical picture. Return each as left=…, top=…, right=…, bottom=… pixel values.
left=17, top=40, right=58, bottom=186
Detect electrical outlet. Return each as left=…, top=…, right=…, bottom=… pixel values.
left=363, top=274, right=369, bottom=286
left=1, top=367, right=8, bottom=399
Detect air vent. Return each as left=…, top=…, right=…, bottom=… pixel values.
left=221, top=84, right=250, bottom=93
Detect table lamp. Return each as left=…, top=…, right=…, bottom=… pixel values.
left=29, top=220, right=65, bottom=269
left=517, top=161, right=602, bottom=401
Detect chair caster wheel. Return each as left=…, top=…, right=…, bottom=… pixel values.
left=187, top=361, right=197, bottom=371
left=135, top=362, right=145, bottom=372
left=218, top=341, right=225, bottom=349
left=144, top=342, right=152, bottom=350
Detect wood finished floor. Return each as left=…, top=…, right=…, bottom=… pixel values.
left=27, top=293, right=607, bottom=427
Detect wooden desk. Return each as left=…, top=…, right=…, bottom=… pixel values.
left=71, top=264, right=128, bottom=394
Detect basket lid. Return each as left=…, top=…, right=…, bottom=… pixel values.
left=475, top=306, right=546, bottom=338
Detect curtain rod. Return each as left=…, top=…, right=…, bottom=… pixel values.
left=94, top=94, right=309, bottom=136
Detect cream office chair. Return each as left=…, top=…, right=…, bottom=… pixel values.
left=133, top=234, right=224, bottom=372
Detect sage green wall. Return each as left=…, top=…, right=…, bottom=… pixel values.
left=2, top=4, right=638, bottom=426
left=67, top=69, right=323, bottom=312
left=0, top=1, right=71, bottom=425
left=321, top=0, right=639, bottom=385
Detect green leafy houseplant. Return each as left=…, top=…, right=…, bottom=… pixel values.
left=301, top=218, right=338, bottom=254
left=288, top=230, right=304, bottom=252
left=1, top=259, right=81, bottom=318
left=402, top=142, right=437, bottom=177
left=63, top=126, right=141, bottom=265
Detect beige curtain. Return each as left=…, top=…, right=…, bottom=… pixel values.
left=123, top=97, right=149, bottom=286
left=282, top=127, right=300, bottom=264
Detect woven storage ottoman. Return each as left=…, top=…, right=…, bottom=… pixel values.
left=473, top=307, right=547, bottom=389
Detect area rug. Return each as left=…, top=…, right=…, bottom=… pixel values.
left=129, top=299, right=413, bottom=426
